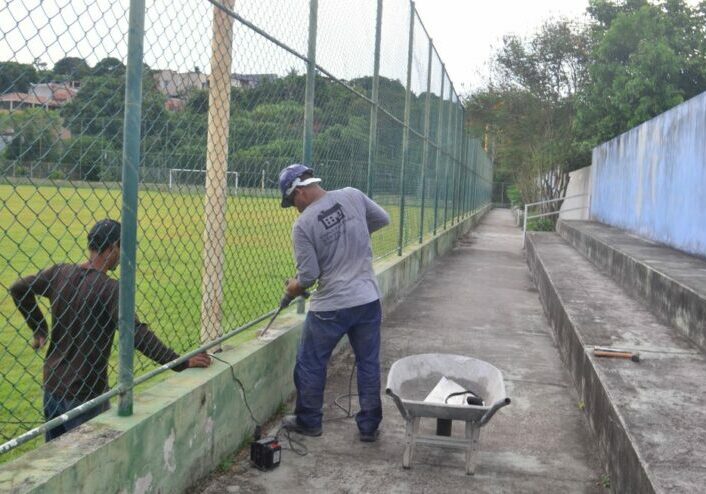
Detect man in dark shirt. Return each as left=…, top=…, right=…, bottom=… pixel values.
left=9, top=219, right=211, bottom=441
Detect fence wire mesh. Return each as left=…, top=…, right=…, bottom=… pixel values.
left=0, top=0, right=493, bottom=458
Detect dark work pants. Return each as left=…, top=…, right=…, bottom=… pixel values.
left=43, top=391, right=109, bottom=441
left=294, top=299, right=383, bottom=434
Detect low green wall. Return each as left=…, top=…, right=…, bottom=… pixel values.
left=0, top=205, right=489, bottom=494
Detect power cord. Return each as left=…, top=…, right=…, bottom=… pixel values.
left=208, top=353, right=260, bottom=425
left=327, top=362, right=358, bottom=422
left=208, top=352, right=360, bottom=458
left=208, top=352, right=309, bottom=457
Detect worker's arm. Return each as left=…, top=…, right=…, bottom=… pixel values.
left=107, top=282, right=210, bottom=370
left=8, top=267, right=55, bottom=349
left=361, top=191, right=390, bottom=234
left=290, top=223, right=319, bottom=296
left=134, top=321, right=211, bottom=370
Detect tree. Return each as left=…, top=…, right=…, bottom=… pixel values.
left=575, top=0, right=706, bottom=147
left=3, top=109, right=62, bottom=162
left=52, top=57, right=91, bottom=79
left=0, top=62, right=37, bottom=93
left=467, top=18, right=592, bottom=207
left=92, top=57, right=125, bottom=77
left=59, top=135, right=121, bottom=181
left=61, top=74, right=167, bottom=142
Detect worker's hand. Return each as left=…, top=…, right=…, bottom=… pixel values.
left=285, top=278, right=304, bottom=298
left=31, top=335, right=46, bottom=351
left=187, top=352, right=212, bottom=368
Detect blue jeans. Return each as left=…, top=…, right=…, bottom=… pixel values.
left=294, top=299, right=383, bottom=434
left=43, top=391, right=109, bottom=442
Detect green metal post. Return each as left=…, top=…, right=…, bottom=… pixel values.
left=432, top=68, right=445, bottom=235
left=457, top=108, right=463, bottom=219
left=451, top=102, right=459, bottom=224
left=118, top=0, right=146, bottom=417
left=471, top=140, right=476, bottom=212
left=443, top=86, right=453, bottom=229
left=366, top=0, right=383, bottom=198
left=397, top=1, right=414, bottom=256
left=419, top=36, right=433, bottom=243
left=303, top=0, right=318, bottom=166
left=299, top=0, right=318, bottom=314
left=463, top=136, right=470, bottom=216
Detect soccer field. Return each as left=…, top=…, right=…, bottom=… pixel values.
left=0, top=182, right=427, bottom=458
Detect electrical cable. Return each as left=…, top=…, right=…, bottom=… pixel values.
left=208, top=353, right=260, bottom=425
left=327, top=362, right=358, bottom=421
left=208, top=351, right=361, bottom=458
left=209, top=352, right=309, bottom=457
left=444, top=389, right=484, bottom=406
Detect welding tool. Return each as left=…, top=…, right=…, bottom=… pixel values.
left=593, top=346, right=640, bottom=362
left=259, top=289, right=310, bottom=337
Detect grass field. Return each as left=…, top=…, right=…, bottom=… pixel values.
left=0, top=181, right=456, bottom=460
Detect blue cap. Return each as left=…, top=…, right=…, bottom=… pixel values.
left=278, top=164, right=320, bottom=208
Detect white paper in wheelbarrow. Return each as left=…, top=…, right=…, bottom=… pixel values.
left=424, top=376, right=485, bottom=406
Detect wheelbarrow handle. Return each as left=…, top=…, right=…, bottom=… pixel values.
left=479, top=397, right=511, bottom=426
left=386, top=389, right=410, bottom=421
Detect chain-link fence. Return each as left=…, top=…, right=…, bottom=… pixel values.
left=0, top=0, right=492, bottom=458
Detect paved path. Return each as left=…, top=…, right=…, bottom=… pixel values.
left=197, top=209, right=604, bottom=494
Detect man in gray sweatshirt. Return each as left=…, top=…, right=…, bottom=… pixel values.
left=278, top=164, right=390, bottom=442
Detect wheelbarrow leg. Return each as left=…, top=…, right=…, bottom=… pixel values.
left=464, top=422, right=480, bottom=475
left=402, top=417, right=420, bottom=469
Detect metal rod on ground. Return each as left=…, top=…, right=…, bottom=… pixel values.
left=118, top=0, right=146, bottom=417
left=366, top=0, right=383, bottom=199
left=200, top=0, right=234, bottom=345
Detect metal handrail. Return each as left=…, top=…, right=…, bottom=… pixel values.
left=522, top=194, right=590, bottom=247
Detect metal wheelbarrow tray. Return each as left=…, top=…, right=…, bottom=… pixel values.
left=386, top=353, right=511, bottom=474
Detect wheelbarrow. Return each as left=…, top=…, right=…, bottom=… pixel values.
left=385, top=353, right=511, bottom=475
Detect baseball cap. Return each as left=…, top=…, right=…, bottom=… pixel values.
left=87, top=219, right=121, bottom=252
left=278, top=164, right=321, bottom=208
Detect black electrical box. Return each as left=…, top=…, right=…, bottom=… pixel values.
left=250, top=437, right=281, bottom=471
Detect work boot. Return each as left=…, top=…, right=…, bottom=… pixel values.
left=281, top=415, right=322, bottom=437
left=359, top=429, right=379, bottom=443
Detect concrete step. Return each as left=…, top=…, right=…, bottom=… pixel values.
left=558, top=219, right=706, bottom=351
left=526, top=232, right=706, bottom=494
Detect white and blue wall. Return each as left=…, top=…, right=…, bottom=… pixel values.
left=590, top=92, right=706, bottom=257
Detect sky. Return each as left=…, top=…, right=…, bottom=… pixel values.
left=2, top=0, right=702, bottom=100
left=413, top=0, right=591, bottom=93
left=1, top=0, right=593, bottom=99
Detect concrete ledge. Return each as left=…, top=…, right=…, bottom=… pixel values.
left=526, top=232, right=706, bottom=493
left=558, top=220, right=706, bottom=351
left=0, top=206, right=490, bottom=494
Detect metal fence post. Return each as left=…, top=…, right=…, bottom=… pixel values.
left=303, top=0, right=318, bottom=166
left=200, top=0, right=234, bottom=344
left=300, top=0, right=318, bottom=313
left=433, top=68, right=445, bottom=236
left=443, top=84, right=453, bottom=229
left=419, top=36, right=433, bottom=243
left=367, top=0, right=383, bottom=198
left=118, top=0, right=146, bottom=417
left=397, top=1, right=414, bottom=256
left=451, top=102, right=461, bottom=225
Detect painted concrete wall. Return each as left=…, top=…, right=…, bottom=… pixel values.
left=0, top=205, right=490, bottom=494
left=560, top=165, right=592, bottom=220
left=590, top=92, right=706, bottom=256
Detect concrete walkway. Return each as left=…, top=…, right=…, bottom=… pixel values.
left=196, top=209, right=604, bottom=494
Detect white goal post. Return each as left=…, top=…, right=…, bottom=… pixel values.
left=168, top=168, right=239, bottom=194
